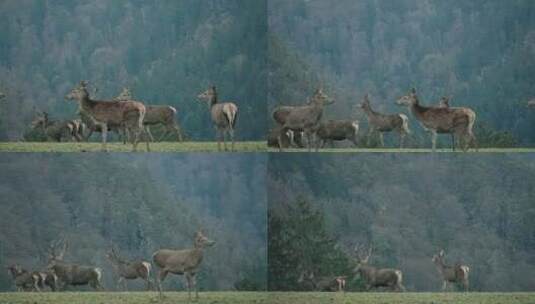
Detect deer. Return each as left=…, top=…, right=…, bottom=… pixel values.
left=31, top=112, right=83, bottom=142
left=6, top=264, right=41, bottom=292
left=267, top=126, right=296, bottom=148
left=46, top=238, right=103, bottom=291
left=432, top=249, right=470, bottom=292
left=106, top=246, right=153, bottom=291
left=272, top=106, right=305, bottom=148
left=359, top=94, right=410, bottom=148
left=65, top=80, right=149, bottom=151
left=277, top=88, right=335, bottom=152
left=297, top=270, right=347, bottom=292
left=153, top=230, right=215, bottom=300
left=396, top=88, right=478, bottom=152
left=115, top=88, right=183, bottom=142
left=352, top=244, right=405, bottom=292
left=316, top=120, right=359, bottom=148
left=197, top=86, right=238, bottom=151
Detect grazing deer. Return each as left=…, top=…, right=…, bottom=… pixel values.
left=31, top=112, right=83, bottom=142
left=297, top=270, right=347, bottom=292
left=6, top=265, right=41, bottom=292
left=396, top=88, right=477, bottom=151
left=316, top=120, right=359, bottom=148
left=277, top=88, right=335, bottom=151
left=153, top=230, right=215, bottom=299
left=359, top=94, right=410, bottom=148
left=115, top=87, right=183, bottom=142
left=432, top=249, right=470, bottom=292
left=65, top=81, right=149, bottom=151
left=352, top=245, right=405, bottom=292
left=106, top=246, right=153, bottom=291
left=47, top=239, right=103, bottom=291
left=197, top=86, right=238, bottom=151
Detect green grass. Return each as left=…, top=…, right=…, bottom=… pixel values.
left=0, top=141, right=266, bottom=152
left=268, top=292, right=535, bottom=304
left=0, top=292, right=534, bottom=304
left=268, top=147, right=535, bottom=153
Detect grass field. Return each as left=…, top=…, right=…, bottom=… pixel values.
left=0, top=141, right=266, bottom=152
left=0, top=292, right=534, bottom=304
left=268, top=147, right=535, bottom=153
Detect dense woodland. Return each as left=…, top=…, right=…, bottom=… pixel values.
left=268, top=0, right=535, bottom=147
left=0, top=0, right=267, bottom=141
left=268, top=154, right=535, bottom=291
left=0, top=154, right=267, bottom=291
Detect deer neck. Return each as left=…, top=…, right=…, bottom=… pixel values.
left=409, top=97, right=428, bottom=118
left=362, top=105, right=377, bottom=119
left=209, top=94, right=218, bottom=108
left=434, top=259, right=448, bottom=275
left=79, top=94, right=96, bottom=112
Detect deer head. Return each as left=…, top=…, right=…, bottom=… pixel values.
left=194, top=230, right=215, bottom=249
left=114, top=87, right=133, bottom=101
left=396, top=88, right=418, bottom=107
left=47, top=238, right=68, bottom=268
left=197, top=86, right=217, bottom=102
left=432, top=249, right=446, bottom=266
left=353, top=244, right=372, bottom=272
left=358, top=94, right=372, bottom=110
left=310, top=88, right=335, bottom=105
left=65, top=81, right=90, bottom=101
left=439, top=96, right=451, bottom=108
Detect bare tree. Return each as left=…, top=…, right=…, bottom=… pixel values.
left=352, top=245, right=405, bottom=292
left=396, top=88, right=477, bottom=151
left=106, top=246, right=153, bottom=291
left=47, top=238, right=103, bottom=291
left=316, top=120, right=359, bottom=148
left=153, top=230, right=215, bottom=300
left=359, top=94, right=410, bottom=148
left=6, top=265, right=41, bottom=292
left=65, top=81, right=149, bottom=151
left=115, top=88, right=183, bottom=142
left=432, top=249, right=470, bottom=292
left=197, top=86, right=238, bottom=151
left=277, top=88, right=335, bottom=151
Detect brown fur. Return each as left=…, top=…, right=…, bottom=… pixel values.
left=353, top=245, right=405, bottom=292
left=432, top=249, right=469, bottom=292
left=198, top=86, right=238, bottom=151
left=316, top=120, right=359, bottom=148
left=106, top=247, right=152, bottom=291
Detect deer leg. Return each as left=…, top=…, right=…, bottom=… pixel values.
left=431, top=131, right=437, bottom=152
left=145, top=126, right=154, bottom=142
left=400, top=132, right=405, bottom=149
left=216, top=129, right=222, bottom=151
left=229, top=128, right=235, bottom=152
left=157, top=269, right=168, bottom=298
left=185, top=273, right=192, bottom=300
left=442, top=280, right=448, bottom=292
left=367, top=128, right=374, bottom=147
left=171, top=121, right=183, bottom=142
left=100, top=123, right=108, bottom=152
left=379, top=132, right=385, bottom=147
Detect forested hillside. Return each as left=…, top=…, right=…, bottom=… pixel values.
left=0, top=154, right=267, bottom=291
left=268, top=0, right=535, bottom=147
left=0, top=0, right=267, bottom=141
left=268, top=154, right=535, bottom=291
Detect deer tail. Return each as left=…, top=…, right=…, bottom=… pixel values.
left=352, top=121, right=359, bottom=136
left=223, top=104, right=238, bottom=129
left=94, top=267, right=103, bottom=282
left=395, top=270, right=403, bottom=285
left=460, top=265, right=470, bottom=278
left=142, top=261, right=152, bottom=277
left=398, top=114, right=410, bottom=134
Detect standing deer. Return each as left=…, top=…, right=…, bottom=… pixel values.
left=316, top=120, right=359, bottom=148
left=6, top=265, right=41, bottom=291
left=432, top=249, right=470, bottom=292
left=31, top=112, right=83, bottom=142
left=153, top=230, right=215, bottom=299
left=352, top=245, right=405, bottom=292
left=359, top=94, right=410, bottom=148
left=106, top=246, right=153, bottom=291
left=297, top=270, right=347, bottom=292
left=277, top=88, right=335, bottom=152
left=272, top=106, right=305, bottom=148
left=65, top=81, right=149, bottom=151
left=396, top=88, right=477, bottom=151
left=115, top=88, right=183, bottom=142
left=47, top=239, right=103, bottom=291
left=197, top=86, right=238, bottom=151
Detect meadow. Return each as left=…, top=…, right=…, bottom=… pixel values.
left=268, top=147, right=535, bottom=153
left=0, top=141, right=266, bottom=152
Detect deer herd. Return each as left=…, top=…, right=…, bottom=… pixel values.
left=270, top=87, right=481, bottom=151
left=6, top=231, right=215, bottom=300
left=27, top=81, right=238, bottom=151
left=298, top=245, right=470, bottom=293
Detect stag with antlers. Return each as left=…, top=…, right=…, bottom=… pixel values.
left=153, top=230, right=215, bottom=300
left=65, top=81, right=149, bottom=151
left=47, top=238, right=103, bottom=291
left=396, top=88, right=477, bottom=151
left=197, top=86, right=238, bottom=151
left=352, top=245, right=405, bottom=292
left=106, top=246, right=153, bottom=291
left=432, top=249, right=470, bottom=292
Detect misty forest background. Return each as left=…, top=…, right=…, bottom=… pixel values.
left=268, top=154, right=535, bottom=291
left=0, top=0, right=267, bottom=141
left=268, top=0, right=535, bottom=147
left=0, top=154, right=267, bottom=291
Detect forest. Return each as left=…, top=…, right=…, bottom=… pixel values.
left=268, top=154, right=535, bottom=291
left=0, top=0, right=267, bottom=142
left=0, top=154, right=267, bottom=291
left=268, top=0, right=535, bottom=147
